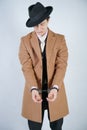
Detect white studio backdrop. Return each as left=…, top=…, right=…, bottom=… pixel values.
left=0, top=0, right=87, bottom=130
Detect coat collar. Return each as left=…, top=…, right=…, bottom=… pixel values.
left=30, top=28, right=57, bottom=67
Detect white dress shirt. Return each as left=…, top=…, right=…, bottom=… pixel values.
left=37, top=31, right=48, bottom=52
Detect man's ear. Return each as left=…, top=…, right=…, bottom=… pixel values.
left=47, top=16, right=50, bottom=21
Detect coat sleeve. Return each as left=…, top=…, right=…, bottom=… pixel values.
left=52, top=35, right=68, bottom=88
left=18, top=38, right=38, bottom=90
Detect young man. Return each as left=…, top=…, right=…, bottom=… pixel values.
left=19, top=2, right=69, bottom=130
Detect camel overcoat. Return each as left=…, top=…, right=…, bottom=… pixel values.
left=19, top=29, right=69, bottom=122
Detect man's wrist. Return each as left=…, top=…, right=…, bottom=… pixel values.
left=30, top=86, right=38, bottom=92
left=51, top=85, right=59, bottom=92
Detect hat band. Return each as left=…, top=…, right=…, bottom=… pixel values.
left=30, top=9, right=47, bottom=22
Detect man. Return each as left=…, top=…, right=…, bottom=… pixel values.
left=19, top=2, right=69, bottom=130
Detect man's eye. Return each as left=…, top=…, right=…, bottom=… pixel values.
left=41, top=23, right=44, bottom=26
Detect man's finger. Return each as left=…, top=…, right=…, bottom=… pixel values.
left=47, top=93, right=57, bottom=102
left=32, top=94, right=42, bottom=103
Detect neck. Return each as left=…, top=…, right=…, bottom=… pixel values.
left=36, top=29, right=48, bottom=37
left=39, top=31, right=48, bottom=38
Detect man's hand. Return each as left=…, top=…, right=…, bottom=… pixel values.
left=47, top=89, right=58, bottom=102
left=32, top=90, right=42, bottom=103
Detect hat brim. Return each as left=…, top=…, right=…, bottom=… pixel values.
left=26, top=6, right=53, bottom=27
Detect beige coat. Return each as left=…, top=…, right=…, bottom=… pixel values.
left=19, top=29, right=69, bottom=122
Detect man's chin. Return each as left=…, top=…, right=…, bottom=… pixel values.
left=37, top=32, right=43, bottom=36
left=36, top=31, right=46, bottom=35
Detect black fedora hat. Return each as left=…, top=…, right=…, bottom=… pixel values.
left=26, top=2, right=53, bottom=27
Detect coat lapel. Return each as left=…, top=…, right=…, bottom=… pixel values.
left=30, top=31, right=42, bottom=66
left=46, top=29, right=57, bottom=68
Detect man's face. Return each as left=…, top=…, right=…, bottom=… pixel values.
left=34, top=19, right=49, bottom=36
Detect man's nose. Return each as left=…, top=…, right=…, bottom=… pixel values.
left=37, top=25, right=42, bottom=31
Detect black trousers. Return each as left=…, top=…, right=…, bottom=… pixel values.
left=28, top=107, right=63, bottom=130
